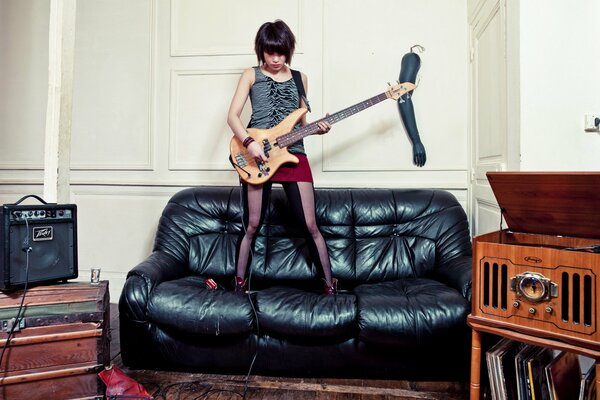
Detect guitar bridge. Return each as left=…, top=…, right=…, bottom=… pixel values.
left=234, top=153, right=248, bottom=168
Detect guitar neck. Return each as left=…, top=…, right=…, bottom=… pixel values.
left=276, top=91, right=390, bottom=148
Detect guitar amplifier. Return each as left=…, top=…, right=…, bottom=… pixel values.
left=0, top=195, right=78, bottom=290
left=470, top=172, right=600, bottom=350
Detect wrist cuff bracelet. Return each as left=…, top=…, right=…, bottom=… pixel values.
left=243, top=137, right=255, bottom=148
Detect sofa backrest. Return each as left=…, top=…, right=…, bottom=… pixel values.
left=153, top=186, right=471, bottom=284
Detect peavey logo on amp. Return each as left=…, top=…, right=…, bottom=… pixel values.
left=32, top=226, right=53, bottom=241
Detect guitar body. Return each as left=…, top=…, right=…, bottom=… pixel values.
left=230, top=108, right=308, bottom=185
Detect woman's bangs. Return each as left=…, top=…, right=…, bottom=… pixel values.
left=263, top=35, right=288, bottom=56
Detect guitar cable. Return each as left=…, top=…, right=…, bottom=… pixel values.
left=237, top=182, right=261, bottom=400
left=0, top=217, right=32, bottom=371
left=228, top=155, right=252, bottom=179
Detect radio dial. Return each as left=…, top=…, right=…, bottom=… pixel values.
left=545, top=306, right=553, bottom=314
left=511, top=272, right=558, bottom=303
left=512, top=300, right=520, bottom=308
left=528, top=307, right=536, bottom=315
left=519, top=275, right=546, bottom=301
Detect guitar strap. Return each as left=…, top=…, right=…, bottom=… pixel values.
left=291, top=69, right=311, bottom=112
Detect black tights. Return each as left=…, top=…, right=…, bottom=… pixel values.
left=235, top=181, right=333, bottom=285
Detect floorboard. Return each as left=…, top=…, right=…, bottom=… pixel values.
left=109, top=304, right=469, bottom=399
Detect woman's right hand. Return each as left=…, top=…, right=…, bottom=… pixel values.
left=247, top=140, right=268, bottom=162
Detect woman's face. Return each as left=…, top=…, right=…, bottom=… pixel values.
left=263, top=52, right=286, bottom=72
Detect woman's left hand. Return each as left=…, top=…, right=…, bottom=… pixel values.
left=317, top=113, right=332, bottom=134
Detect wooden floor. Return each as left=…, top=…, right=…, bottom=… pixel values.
left=109, top=305, right=469, bottom=399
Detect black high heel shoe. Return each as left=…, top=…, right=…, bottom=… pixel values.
left=234, top=276, right=248, bottom=293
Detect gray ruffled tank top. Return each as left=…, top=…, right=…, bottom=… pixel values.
left=248, top=67, right=305, bottom=155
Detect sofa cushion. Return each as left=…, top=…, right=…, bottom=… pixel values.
left=355, top=279, right=469, bottom=346
left=147, top=276, right=254, bottom=336
left=256, top=286, right=356, bottom=340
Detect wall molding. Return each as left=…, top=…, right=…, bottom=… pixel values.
left=0, top=162, right=44, bottom=171
left=170, top=0, right=304, bottom=57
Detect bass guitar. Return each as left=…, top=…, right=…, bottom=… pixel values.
left=230, top=81, right=415, bottom=185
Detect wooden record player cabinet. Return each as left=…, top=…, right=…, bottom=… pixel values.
left=468, top=172, right=600, bottom=400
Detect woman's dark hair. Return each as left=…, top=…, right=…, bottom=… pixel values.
left=254, top=20, right=296, bottom=65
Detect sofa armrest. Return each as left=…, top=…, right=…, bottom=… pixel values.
left=119, top=251, right=188, bottom=322
left=128, top=250, right=187, bottom=284
left=434, top=255, right=472, bottom=301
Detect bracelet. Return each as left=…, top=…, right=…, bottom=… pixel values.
left=242, top=136, right=255, bottom=148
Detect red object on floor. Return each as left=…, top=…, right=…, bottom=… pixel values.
left=99, top=365, right=153, bottom=399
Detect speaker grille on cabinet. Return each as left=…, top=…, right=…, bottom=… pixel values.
left=8, top=223, right=76, bottom=286
left=0, top=202, right=78, bottom=290
left=561, top=271, right=594, bottom=327
left=482, top=261, right=508, bottom=310
left=477, top=256, right=596, bottom=338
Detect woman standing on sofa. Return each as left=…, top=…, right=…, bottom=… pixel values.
left=227, top=19, right=336, bottom=294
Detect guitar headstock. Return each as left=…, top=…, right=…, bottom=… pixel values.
left=385, top=82, right=416, bottom=100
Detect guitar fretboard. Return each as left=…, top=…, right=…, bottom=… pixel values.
left=275, top=92, right=390, bottom=148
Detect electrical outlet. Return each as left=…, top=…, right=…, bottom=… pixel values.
left=584, top=114, right=600, bottom=132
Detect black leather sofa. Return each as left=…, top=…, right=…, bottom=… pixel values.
left=119, top=186, right=472, bottom=380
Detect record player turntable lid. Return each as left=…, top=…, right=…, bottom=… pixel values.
left=487, top=172, right=600, bottom=239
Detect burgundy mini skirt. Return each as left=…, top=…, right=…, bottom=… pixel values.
left=271, top=153, right=313, bottom=183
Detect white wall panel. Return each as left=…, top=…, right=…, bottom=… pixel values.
left=169, top=69, right=250, bottom=170
left=0, top=0, right=49, bottom=169
left=170, top=0, right=302, bottom=56
left=72, top=186, right=176, bottom=301
left=71, top=0, right=154, bottom=170
left=519, top=1, right=600, bottom=171
left=475, top=6, right=506, bottom=163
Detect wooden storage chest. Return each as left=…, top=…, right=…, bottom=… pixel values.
left=0, top=281, right=110, bottom=400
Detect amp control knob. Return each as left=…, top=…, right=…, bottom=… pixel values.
left=545, top=306, right=553, bottom=314
left=528, top=307, right=536, bottom=315
left=512, top=300, right=520, bottom=308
